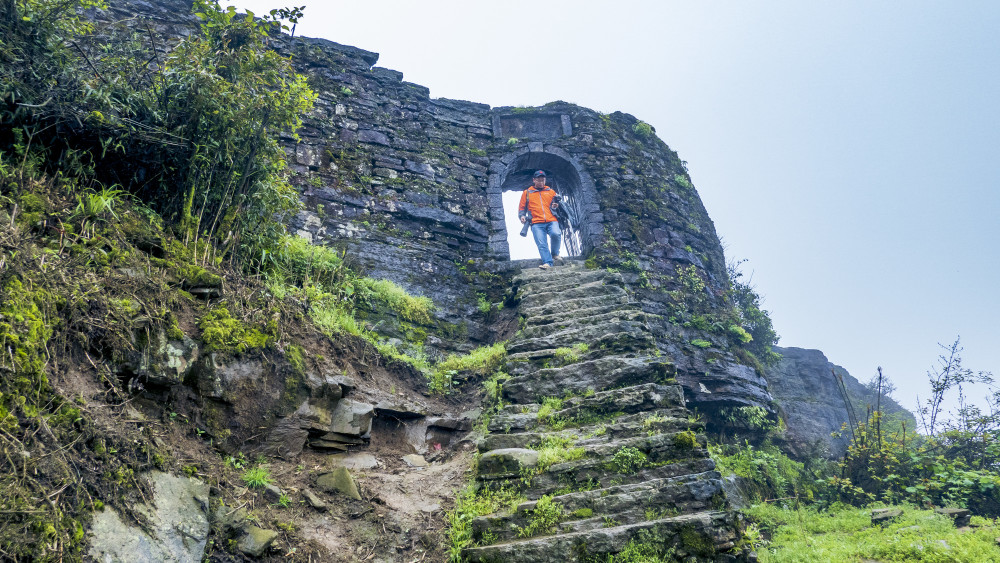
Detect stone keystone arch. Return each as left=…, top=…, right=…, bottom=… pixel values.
left=486, top=144, right=604, bottom=259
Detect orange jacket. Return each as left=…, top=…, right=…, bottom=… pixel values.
left=518, top=186, right=559, bottom=224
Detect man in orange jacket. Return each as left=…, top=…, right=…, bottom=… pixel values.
left=518, top=170, right=563, bottom=269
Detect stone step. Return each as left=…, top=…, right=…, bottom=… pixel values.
left=506, top=338, right=656, bottom=370
left=482, top=412, right=700, bottom=452
left=519, top=309, right=648, bottom=340
left=463, top=510, right=740, bottom=562
left=478, top=432, right=711, bottom=489
left=517, top=456, right=716, bottom=502
left=507, top=320, right=652, bottom=355
left=471, top=471, right=724, bottom=544
left=519, top=280, right=627, bottom=310
left=525, top=302, right=643, bottom=329
left=488, top=383, right=686, bottom=435
left=489, top=408, right=693, bottom=440
left=504, top=356, right=675, bottom=404
left=514, top=261, right=589, bottom=280
left=518, top=269, right=616, bottom=294
left=520, top=292, right=632, bottom=319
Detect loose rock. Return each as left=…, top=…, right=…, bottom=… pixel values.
left=238, top=526, right=279, bottom=557
left=316, top=466, right=362, bottom=500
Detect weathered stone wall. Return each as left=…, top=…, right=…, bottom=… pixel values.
left=106, top=0, right=773, bottom=412
left=273, top=35, right=772, bottom=411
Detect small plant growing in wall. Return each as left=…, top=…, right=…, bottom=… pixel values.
left=632, top=121, right=654, bottom=137
left=609, top=446, right=648, bottom=474
left=673, top=430, right=698, bottom=450
left=516, top=495, right=564, bottom=538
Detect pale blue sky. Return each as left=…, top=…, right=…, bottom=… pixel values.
left=229, top=0, right=1000, bottom=422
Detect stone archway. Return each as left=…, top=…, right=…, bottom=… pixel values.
left=486, top=145, right=603, bottom=259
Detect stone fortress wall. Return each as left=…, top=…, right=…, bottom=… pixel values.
left=103, top=0, right=894, bottom=452
left=264, top=22, right=773, bottom=413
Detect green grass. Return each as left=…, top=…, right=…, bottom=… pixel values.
left=532, top=435, right=586, bottom=472
left=430, top=342, right=506, bottom=394
left=536, top=396, right=565, bottom=421
left=747, top=503, right=1000, bottom=562
left=242, top=465, right=272, bottom=489
left=447, top=484, right=526, bottom=561
left=356, top=277, right=433, bottom=323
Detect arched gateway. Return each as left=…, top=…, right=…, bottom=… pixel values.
left=486, top=145, right=604, bottom=259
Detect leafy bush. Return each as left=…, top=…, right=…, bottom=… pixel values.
left=632, top=121, right=654, bottom=137
left=516, top=495, right=563, bottom=538
left=710, top=442, right=811, bottom=502
left=446, top=484, right=525, bottom=561
left=726, top=259, right=781, bottom=366
left=5, top=0, right=317, bottom=275
left=609, top=446, right=648, bottom=474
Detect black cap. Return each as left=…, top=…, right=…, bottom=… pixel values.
left=533, top=170, right=546, bottom=178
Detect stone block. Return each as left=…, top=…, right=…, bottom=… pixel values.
left=303, top=489, right=327, bottom=511
left=330, top=399, right=374, bottom=437
left=934, top=507, right=971, bottom=527
left=358, top=130, right=390, bottom=145
left=478, top=448, right=539, bottom=477
left=295, top=144, right=322, bottom=167
left=329, top=452, right=379, bottom=470
left=316, top=467, right=362, bottom=500
left=134, top=330, right=199, bottom=387
left=238, top=526, right=278, bottom=557
left=403, top=454, right=428, bottom=467
left=871, top=508, right=903, bottom=525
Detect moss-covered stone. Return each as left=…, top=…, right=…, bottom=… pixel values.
left=315, top=467, right=361, bottom=500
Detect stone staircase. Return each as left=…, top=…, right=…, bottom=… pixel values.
left=464, top=261, right=746, bottom=562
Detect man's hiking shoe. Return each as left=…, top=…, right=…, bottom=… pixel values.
left=553, top=255, right=564, bottom=264
left=538, top=264, right=551, bottom=270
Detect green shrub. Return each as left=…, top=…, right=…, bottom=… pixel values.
left=430, top=343, right=506, bottom=394
left=672, top=430, right=698, bottom=450
left=446, top=485, right=525, bottom=560
left=710, top=442, right=809, bottom=502
left=476, top=293, right=491, bottom=313
left=609, top=446, right=648, bottom=474
left=536, top=396, right=564, bottom=421
left=632, top=121, right=654, bottom=137
left=516, top=495, right=563, bottom=538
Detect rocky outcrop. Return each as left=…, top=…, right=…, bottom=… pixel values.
left=88, top=472, right=210, bottom=563
left=466, top=262, right=747, bottom=562
left=765, top=347, right=916, bottom=458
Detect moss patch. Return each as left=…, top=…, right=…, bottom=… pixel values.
left=197, top=306, right=271, bottom=353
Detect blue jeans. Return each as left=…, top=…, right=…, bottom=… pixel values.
left=530, top=221, right=562, bottom=265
